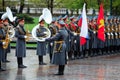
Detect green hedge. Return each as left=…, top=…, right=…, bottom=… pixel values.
left=16, top=14, right=34, bottom=24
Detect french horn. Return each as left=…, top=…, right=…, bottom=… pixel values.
left=32, top=8, right=52, bottom=42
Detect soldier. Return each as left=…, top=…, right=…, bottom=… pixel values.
left=90, top=17, right=98, bottom=56
left=0, top=19, right=6, bottom=71
left=113, top=17, right=119, bottom=53
left=15, top=18, right=27, bottom=68
left=36, top=16, right=47, bottom=65
left=62, top=15, right=73, bottom=60
left=104, top=17, right=110, bottom=55
left=109, top=17, right=114, bottom=53
left=48, top=18, right=58, bottom=62
left=46, top=20, right=68, bottom=75
left=69, top=16, right=80, bottom=59
left=2, top=18, right=11, bottom=63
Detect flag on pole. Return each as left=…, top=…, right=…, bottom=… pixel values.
left=97, top=3, right=105, bottom=41
left=78, top=16, right=82, bottom=27
left=80, top=3, right=89, bottom=46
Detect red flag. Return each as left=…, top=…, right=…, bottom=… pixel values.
left=97, top=3, right=105, bottom=41
left=78, top=16, right=82, bottom=27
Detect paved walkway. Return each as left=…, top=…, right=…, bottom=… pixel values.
left=0, top=49, right=120, bottom=80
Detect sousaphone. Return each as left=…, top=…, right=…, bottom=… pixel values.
left=32, top=8, right=52, bottom=42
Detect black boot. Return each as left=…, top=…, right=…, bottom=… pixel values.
left=17, top=57, right=27, bottom=68
left=49, top=53, right=52, bottom=62
left=0, top=62, right=6, bottom=71
left=39, top=56, right=46, bottom=65
left=4, top=52, right=10, bottom=63
left=55, top=65, right=65, bottom=75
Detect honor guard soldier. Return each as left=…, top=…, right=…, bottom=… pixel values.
left=118, top=17, right=120, bottom=51
left=36, top=16, right=47, bottom=65
left=48, top=18, right=58, bottom=62
left=62, top=15, right=73, bottom=60
left=90, top=17, right=98, bottom=56
left=116, top=17, right=120, bottom=52
left=109, top=17, right=114, bottom=53
left=113, top=17, right=119, bottom=53
left=46, top=20, right=68, bottom=75
left=0, top=19, right=6, bottom=71
left=15, top=18, right=27, bottom=68
left=104, top=17, right=110, bottom=54
left=69, top=16, right=80, bottom=59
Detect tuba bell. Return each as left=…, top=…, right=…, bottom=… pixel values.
left=32, top=8, right=52, bottom=42
left=6, top=7, right=15, bottom=39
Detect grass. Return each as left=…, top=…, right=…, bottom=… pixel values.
left=11, top=43, right=37, bottom=47
left=24, top=17, right=39, bottom=32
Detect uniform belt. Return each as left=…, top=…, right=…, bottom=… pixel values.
left=54, top=41, right=64, bottom=53
left=55, top=41, right=64, bottom=43
left=76, top=33, right=80, bottom=35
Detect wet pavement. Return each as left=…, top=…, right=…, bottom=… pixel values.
left=1, top=49, right=120, bottom=80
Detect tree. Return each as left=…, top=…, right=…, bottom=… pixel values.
left=19, top=0, right=25, bottom=13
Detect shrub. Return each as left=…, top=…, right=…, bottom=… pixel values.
left=16, top=14, right=34, bottom=23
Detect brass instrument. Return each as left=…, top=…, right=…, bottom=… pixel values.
left=49, top=25, right=57, bottom=36
left=2, top=27, right=10, bottom=49
left=25, top=30, right=30, bottom=41
left=32, top=8, right=52, bottom=42
left=25, top=26, right=31, bottom=41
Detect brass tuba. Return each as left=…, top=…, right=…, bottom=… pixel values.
left=32, top=8, right=52, bottom=42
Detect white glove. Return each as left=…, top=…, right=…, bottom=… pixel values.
left=74, top=40, right=77, bottom=43
left=50, top=43, right=53, bottom=46
left=69, top=39, right=71, bottom=42
left=2, top=42, right=6, bottom=45
left=43, top=32, right=48, bottom=34
left=24, top=36, right=27, bottom=38
left=74, top=33, right=77, bottom=36
left=93, top=31, right=96, bottom=34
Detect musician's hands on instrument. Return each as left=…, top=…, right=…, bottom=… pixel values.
left=2, top=42, right=6, bottom=45
left=24, top=36, right=28, bottom=38
left=43, top=32, right=48, bottom=34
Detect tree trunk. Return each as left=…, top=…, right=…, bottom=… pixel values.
left=19, top=0, right=25, bottom=13
left=2, top=0, right=5, bottom=11
left=50, top=0, right=54, bottom=15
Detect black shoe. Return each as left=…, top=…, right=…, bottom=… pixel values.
left=39, top=62, right=47, bottom=65
left=5, top=60, right=10, bottom=63
left=0, top=68, right=6, bottom=71
left=2, top=60, right=10, bottom=63
left=18, top=65, right=27, bottom=68
left=54, top=73, right=64, bottom=75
